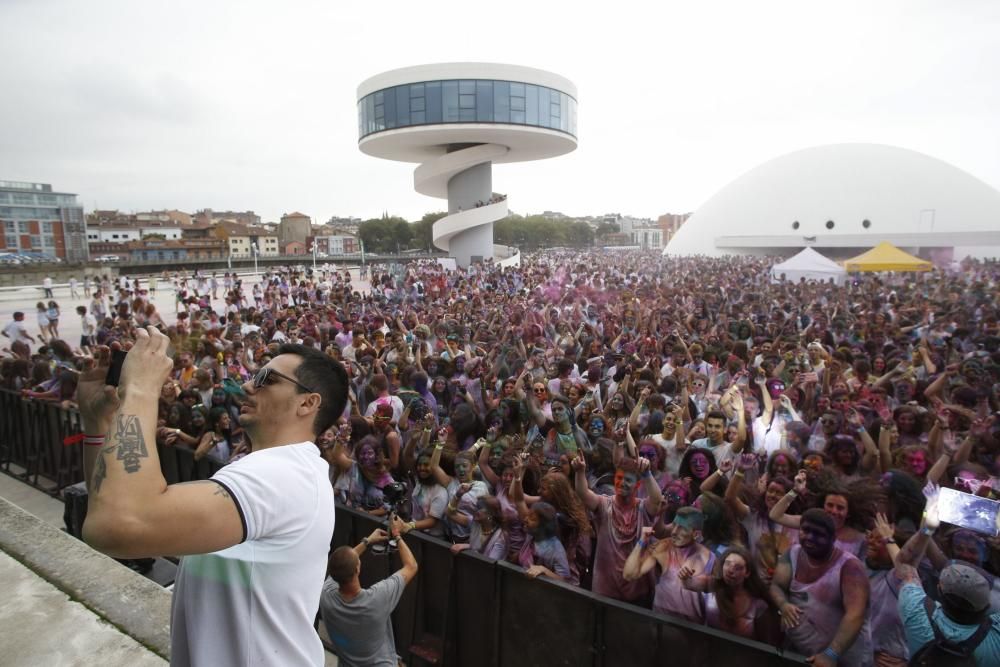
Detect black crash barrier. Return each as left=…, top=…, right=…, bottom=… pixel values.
left=332, top=504, right=808, bottom=667
left=0, top=388, right=85, bottom=494
left=0, top=390, right=806, bottom=666
left=1, top=388, right=225, bottom=495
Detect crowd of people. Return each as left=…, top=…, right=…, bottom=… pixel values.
left=3, top=249, right=1000, bottom=665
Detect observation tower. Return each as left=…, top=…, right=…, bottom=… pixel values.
left=357, top=63, right=578, bottom=267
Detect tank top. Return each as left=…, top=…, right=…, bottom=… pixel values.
left=868, top=568, right=909, bottom=661
left=786, top=544, right=873, bottom=666
left=653, top=547, right=716, bottom=623
left=705, top=593, right=768, bottom=639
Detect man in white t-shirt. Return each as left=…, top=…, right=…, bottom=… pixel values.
left=79, top=334, right=348, bottom=666
left=691, top=403, right=747, bottom=473
left=76, top=306, right=97, bottom=350
left=2, top=312, right=35, bottom=349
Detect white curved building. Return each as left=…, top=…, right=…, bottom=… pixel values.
left=358, top=63, right=578, bottom=267
left=664, top=144, right=1000, bottom=261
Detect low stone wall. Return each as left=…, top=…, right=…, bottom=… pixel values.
left=0, top=266, right=117, bottom=288
left=0, top=497, right=171, bottom=660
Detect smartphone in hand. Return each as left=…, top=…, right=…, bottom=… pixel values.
left=105, top=349, right=127, bottom=387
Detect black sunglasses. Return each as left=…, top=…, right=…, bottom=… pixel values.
left=252, top=367, right=315, bottom=394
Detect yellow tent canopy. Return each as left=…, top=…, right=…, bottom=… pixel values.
left=843, top=241, right=933, bottom=272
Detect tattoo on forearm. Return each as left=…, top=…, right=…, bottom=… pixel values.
left=92, top=452, right=108, bottom=494
left=113, top=415, right=149, bottom=473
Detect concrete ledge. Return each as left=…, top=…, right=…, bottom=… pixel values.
left=0, top=497, right=172, bottom=660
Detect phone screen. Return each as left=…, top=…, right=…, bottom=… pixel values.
left=938, top=487, right=1000, bottom=537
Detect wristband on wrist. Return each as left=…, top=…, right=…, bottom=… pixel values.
left=642, top=470, right=653, bottom=478
left=734, top=470, right=745, bottom=477
left=407, top=521, right=416, bottom=532
left=434, top=444, right=444, bottom=450
left=822, top=647, right=839, bottom=661
left=83, top=435, right=106, bottom=447
left=920, top=526, right=936, bottom=536
left=362, top=537, right=370, bottom=547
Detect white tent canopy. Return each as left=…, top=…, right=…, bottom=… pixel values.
left=770, top=247, right=847, bottom=285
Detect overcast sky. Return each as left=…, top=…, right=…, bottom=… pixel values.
left=1, top=0, right=998, bottom=224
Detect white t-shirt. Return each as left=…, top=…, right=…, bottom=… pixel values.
left=692, top=437, right=739, bottom=472
left=2, top=320, right=32, bottom=344
left=81, top=312, right=97, bottom=336
left=170, top=442, right=334, bottom=667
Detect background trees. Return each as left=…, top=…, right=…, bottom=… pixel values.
left=356, top=211, right=596, bottom=253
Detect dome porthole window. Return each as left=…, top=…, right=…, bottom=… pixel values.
left=825, top=220, right=835, bottom=229
left=792, top=221, right=800, bottom=230
left=862, top=219, right=871, bottom=229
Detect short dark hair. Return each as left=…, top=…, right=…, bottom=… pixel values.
left=327, top=545, right=359, bottom=585
left=277, top=343, right=349, bottom=437
left=705, top=410, right=727, bottom=425
left=801, top=508, right=835, bottom=537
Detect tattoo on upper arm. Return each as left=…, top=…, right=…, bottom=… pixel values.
left=113, top=415, right=149, bottom=473
left=213, top=484, right=231, bottom=499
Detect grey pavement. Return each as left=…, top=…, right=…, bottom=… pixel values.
left=0, top=550, right=166, bottom=666
left=0, top=467, right=66, bottom=529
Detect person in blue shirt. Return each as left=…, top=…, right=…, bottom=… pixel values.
left=894, top=502, right=1000, bottom=666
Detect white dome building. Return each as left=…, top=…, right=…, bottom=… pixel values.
left=664, top=144, right=1000, bottom=261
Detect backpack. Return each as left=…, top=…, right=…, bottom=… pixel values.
left=908, top=596, right=992, bottom=666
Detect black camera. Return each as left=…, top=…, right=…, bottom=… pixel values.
left=382, top=481, right=408, bottom=510
left=370, top=481, right=409, bottom=556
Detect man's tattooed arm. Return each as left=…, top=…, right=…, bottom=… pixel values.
left=112, top=414, right=149, bottom=473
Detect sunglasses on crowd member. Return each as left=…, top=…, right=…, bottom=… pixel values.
left=533, top=386, right=548, bottom=395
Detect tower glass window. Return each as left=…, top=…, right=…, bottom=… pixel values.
left=358, top=78, right=577, bottom=139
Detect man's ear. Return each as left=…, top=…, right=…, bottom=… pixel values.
left=297, top=392, right=322, bottom=415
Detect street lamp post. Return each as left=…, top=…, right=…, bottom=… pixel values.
left=251, top=242, right=259, bottom=277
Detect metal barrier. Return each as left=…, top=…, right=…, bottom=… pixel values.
left=0, top=390, right=806, bottom=666
left=334, top=505, right=808, bottom=667
left=0, top=389, right=84, bottom=494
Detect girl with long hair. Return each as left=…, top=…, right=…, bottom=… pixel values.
left=679, top=545, right=773, bottom=642
left=723, top=453, right=799, bottom=583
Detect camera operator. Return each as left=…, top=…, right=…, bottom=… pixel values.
left=321, top=515, right=418, bottom=666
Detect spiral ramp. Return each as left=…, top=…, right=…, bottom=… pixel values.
left=414, top=143, right=520, bottom=268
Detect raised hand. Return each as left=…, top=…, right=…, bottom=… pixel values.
left=570, top=452, right=586, bottom=473
left=922, top=482, right=941, bottom=531
left=390, top=514, right=409, bottom=537
left=756, top=471, right=769, bottom=495
left=75, top=346, right=121, bottom=432
left=738, top=452, right=757, bottom=472
left=872, top=512, right=894, bottom=541
left=718, top=458, right=733, bottom=475
left=793, top=470, right=808, bottom=496
left=119, top=327, right=175, bottom=400
left=637, top=457, right=651, bottom=475
left=367, top=528, right=389, bottom=544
